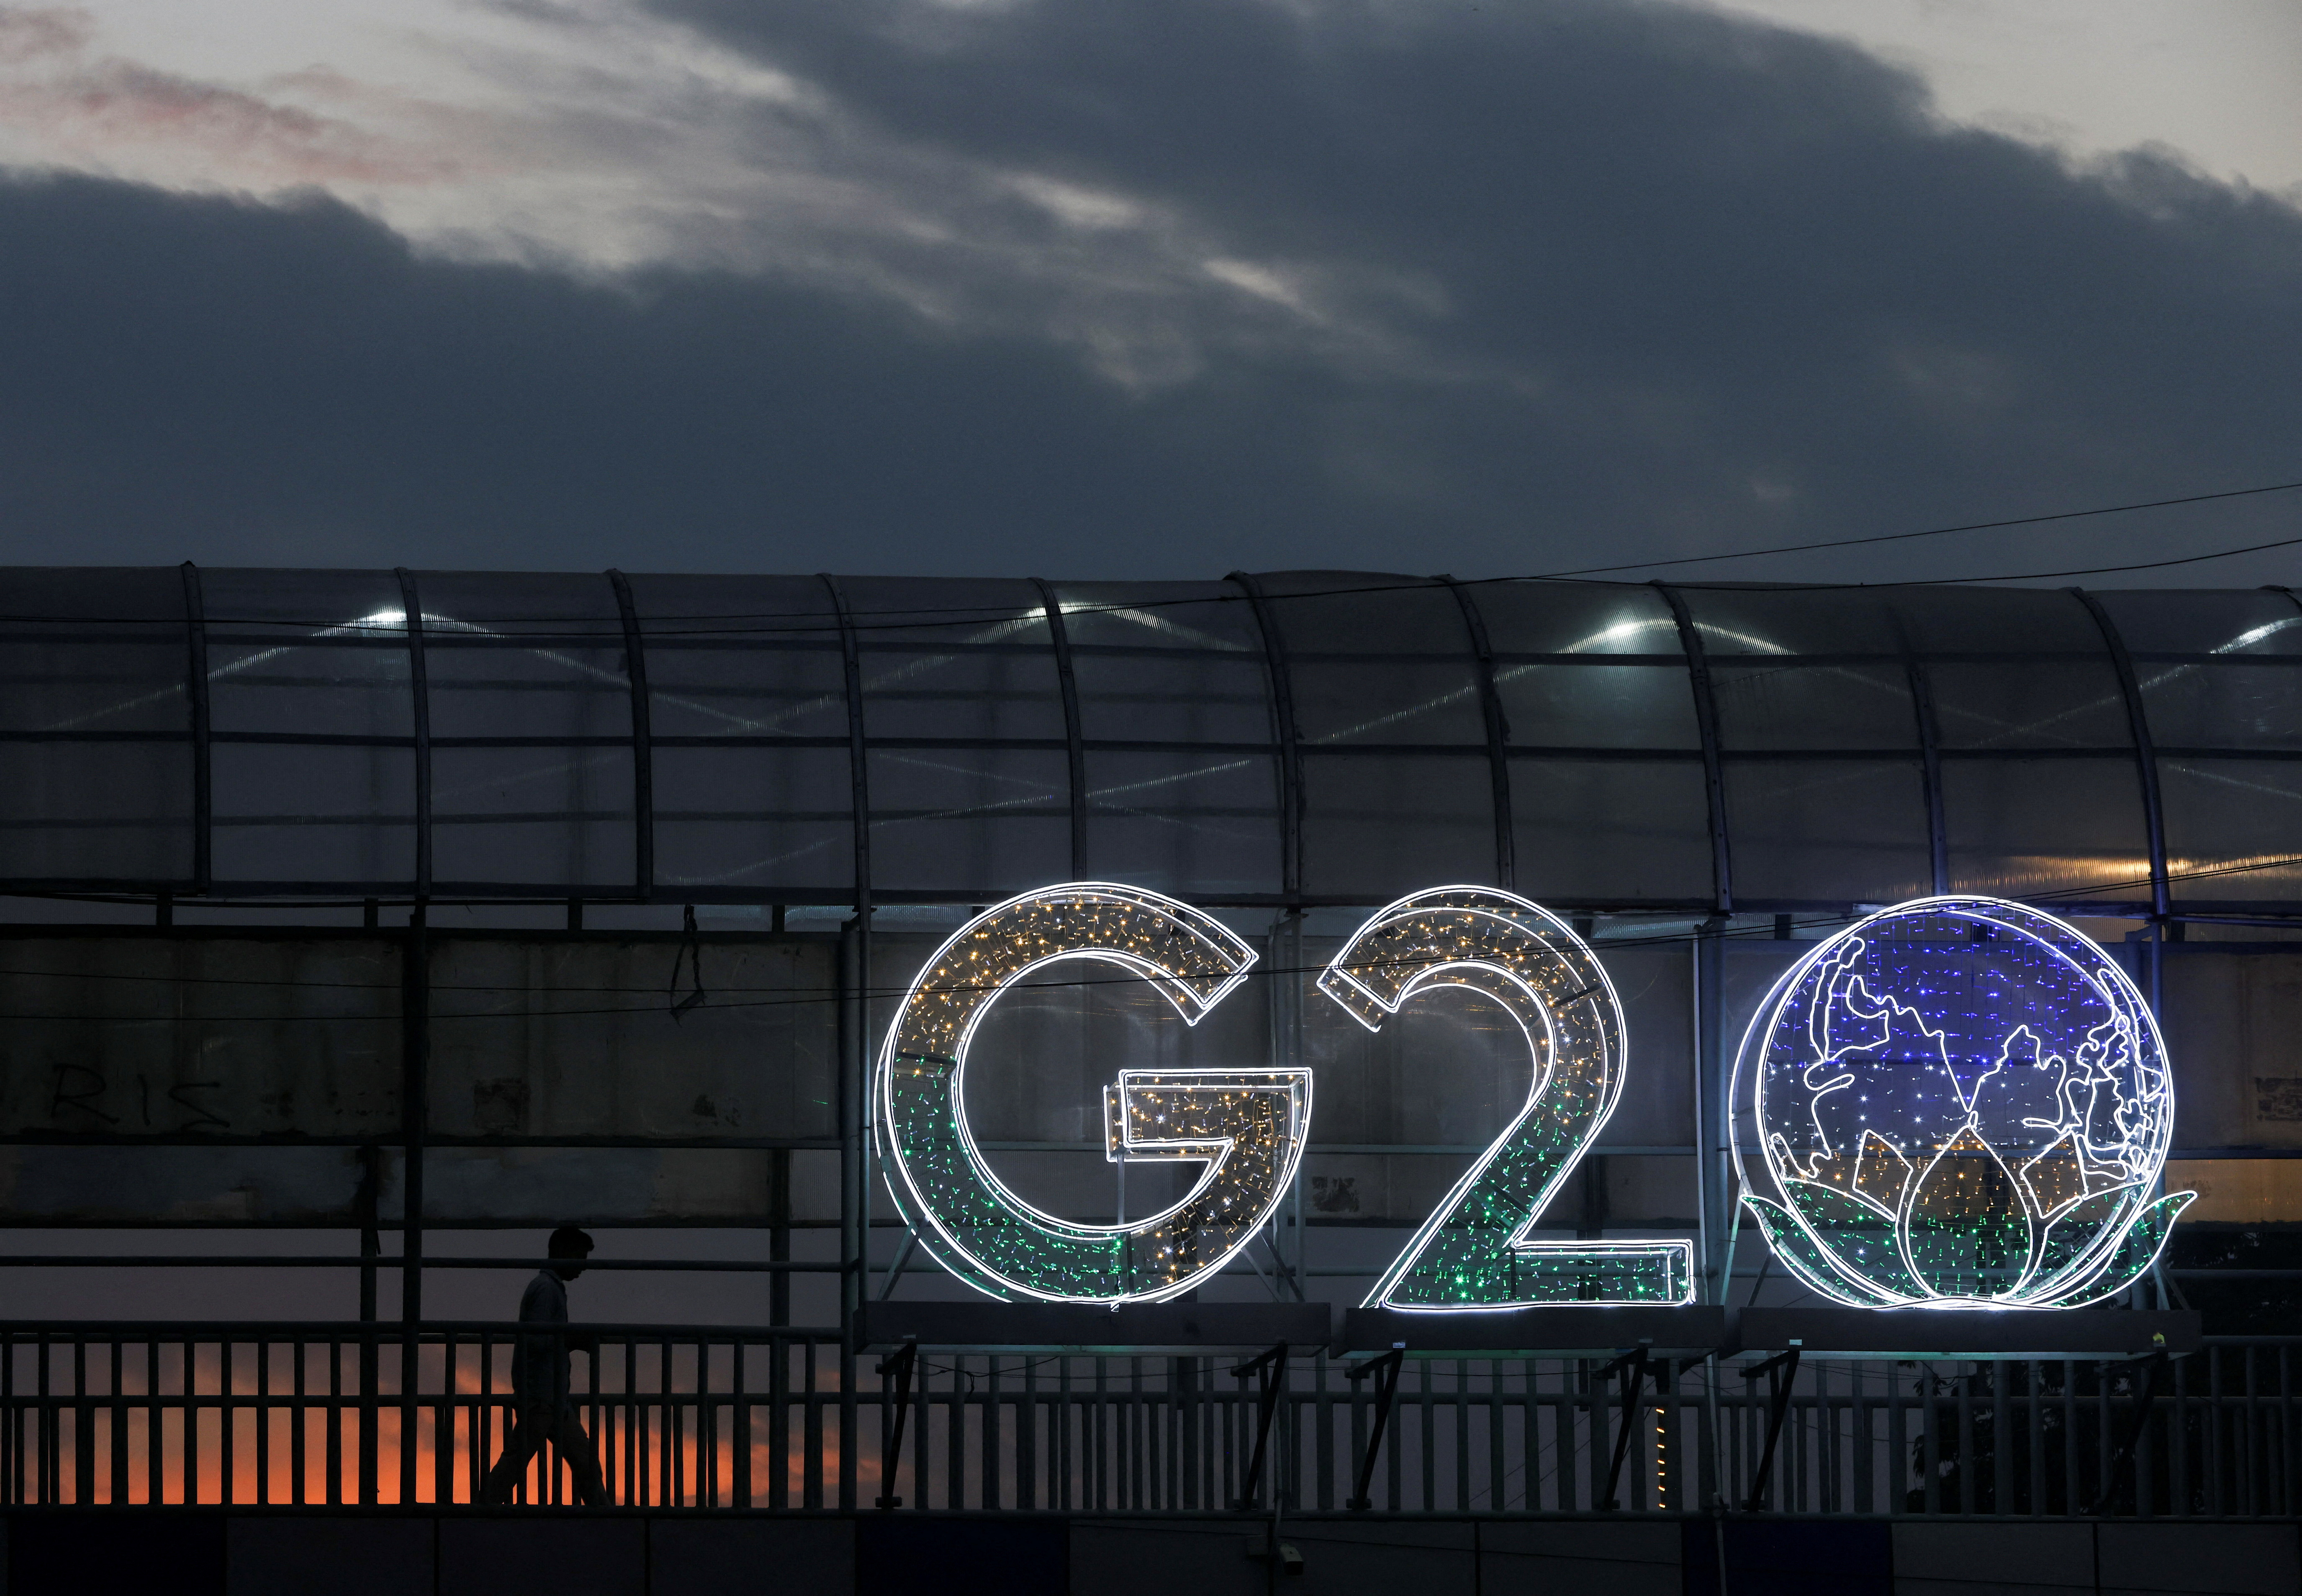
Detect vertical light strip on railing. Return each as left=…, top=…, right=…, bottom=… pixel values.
left=1031, top=578, right=1089, bottom=879
left=2073, top=588, right=2171, bottom=920
left=606, top=570, right=655, bottom=901
left=1440, top=575, right=1516, bottom=891
left=1228, top=572, right=1303, bottom=902
left=178, top=562, right=211, bottom=896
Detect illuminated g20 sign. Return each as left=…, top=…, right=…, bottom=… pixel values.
left=1730, top=897, right=2194, bottom=1310
left=876, top=884, right=2186, bottom=1312
left=875, top=882, right=1691, bottom=1308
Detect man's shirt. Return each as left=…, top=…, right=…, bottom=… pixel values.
left=513, top=1268, right=571, bottom=1409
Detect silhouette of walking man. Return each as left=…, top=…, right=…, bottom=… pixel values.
left=481, top=1225, right=608, bottom=1505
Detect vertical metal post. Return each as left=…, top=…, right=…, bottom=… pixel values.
left=1693, top=923, right=1731, bottom=1301
left=1267, top=910, right=1305, bottom=1300
left=1228, top=573, right=1303, bottom=903
left=1440, top=576, right=1516, bottom=890
left=399, top=907, right=428, bottom=1505
left=178, top=563, right=211, bottom=897
left=606, top=570, right=655, bottom=902
left=2071, top=589, right=2169, bottom=921
left=822, top=573, right=870, bottom=1511
left=1032, top=578, right=1090, bottom=879
left=390, top=570, right=432, bottom=1500
left=1652, top=582, right=1733, bottom=917
left=394, top=570, right=432, bottom=899
left=770, top=1148, right=792, bottom=1328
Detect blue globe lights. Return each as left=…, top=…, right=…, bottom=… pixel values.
left=1730, top=896, right=2194, bottom=1310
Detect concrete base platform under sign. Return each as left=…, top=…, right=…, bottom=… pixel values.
left=1734, top=1307, right=2202, bottom=1360
left=859, top=1300, right=1332, bottom=1352
left=1340, top=1305, right=1729, bottom=1357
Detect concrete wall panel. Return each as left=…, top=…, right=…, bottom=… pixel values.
left=652, top=1517, right=853, bottom=1593
left=437, top=1518, right=645, bottom=1596
left=227, top=1517, right=433, bottom=1596
left=2098, top=1523, right=2300, bottom=1596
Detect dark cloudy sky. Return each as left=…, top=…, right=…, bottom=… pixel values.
left=1, top=0, right=2298, bottom=582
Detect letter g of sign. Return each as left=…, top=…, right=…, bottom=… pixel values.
left=875, top=884, right=1311, bottom=1303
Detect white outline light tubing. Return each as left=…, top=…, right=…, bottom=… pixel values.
left=874, top=882, right=1311, bottom=1306
left=1731, top=894, right=2188, bottom=1311
left=1325, top=886, right=1695, bottom=1312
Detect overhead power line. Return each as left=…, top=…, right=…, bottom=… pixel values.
left=0, top=476, right=2297, bottom=635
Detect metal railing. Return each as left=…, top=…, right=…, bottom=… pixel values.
left=3, top=1324, right=2297, bottom=1517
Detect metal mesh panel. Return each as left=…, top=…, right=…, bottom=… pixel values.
left=1493, top=661, right=1698, bottom=750
left=1, top=740, right=193, bottom=884
left=1057, top=582, right=1282, bottom=895
left=0, top=573, right=2297, bottom=909
left=846, top=583, right=1063, bottom=743
left=1722, top=758, right=1932, bottom=905
left=416, top=573, right=637, bottom=891
left=1078, top=749, right=1280, bottom=898
left=2135, top=661, right=2302, bottom=750
left=421, top=637, right=631, bottom=742
left=1892, top=587, right=2109, bottom=654
left=431, top=744, right=636, bottom=889
left=1257, top=573, right=1485, bottom=746
left=843, top=579, right=1066, bottom=896
left=1711, top=662, right=1919, bottom=750
left=1927, top=661, right=2134, bottom=749
left=1068, top=648, right=1272, bottom=743
left=865, top=747, right=1069, bottom=894
left=200, top=570, right=417, bottom=890
left=1471, top=581, right=1684, bottom=656
left=1299, top=752, right=1496, bottom=896
left=1510, top=758, right=1712, bottom=904
left=2091, top=589, right=2302, bottom=656
left=2158, top=757, right=2302, bottom=904
left=1680, top=586, right=1908, bottom=657
left=629, top=574, right=848, bottom=740
left=630, top=576, right=850, bottom=896
left=211, top=741, right=416, bottom=886
left=1941, top=757, right=2151, bottom=902
left=0, top=568, right=191, bottom=884
left=651, top=744, right=851, bottom=893
left=0, top=569, right=188, bottom=733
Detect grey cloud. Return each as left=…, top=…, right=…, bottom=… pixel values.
left=2, top=0, right=2300, bottom=578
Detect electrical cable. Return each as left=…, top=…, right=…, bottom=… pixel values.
left=0, top=477, right=2296, bottom=636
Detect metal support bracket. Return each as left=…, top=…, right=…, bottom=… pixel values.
left=1344, top=1346, right=1405, bottom=1511
left=1741, top=1345, right=1801, bottom=1511
left=2084, top=1349, right=2169, bottom=1516
left=875, top=1338, right=918, bottom=1508
left=1232, top=1341, right=1290, bottom=1510
left=1599, top=1341, right=1659, bottom=1510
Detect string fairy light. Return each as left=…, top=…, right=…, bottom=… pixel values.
left=875, top=882, right=1310, bottom=1304
left=1323, top=886, right=1696, bottom=1311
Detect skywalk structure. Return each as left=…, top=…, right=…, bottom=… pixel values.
left=2, top=570, right=2299, bottom=1592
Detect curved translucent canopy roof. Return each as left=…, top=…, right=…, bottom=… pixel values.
left=3, top=568, right=2298, bottom=914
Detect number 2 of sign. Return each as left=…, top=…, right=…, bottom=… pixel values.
left=874, top=882, right=1694, bottom=1309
